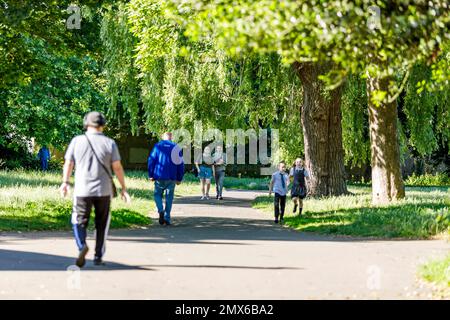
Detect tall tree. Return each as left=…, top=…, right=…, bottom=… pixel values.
left=175, top=0, right=450, bottom=203
left=173, top=0, right=349, bottom=196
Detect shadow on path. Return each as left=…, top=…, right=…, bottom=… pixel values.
left=0, top=249, right=149, bottom=271
left=0, top=249, right=301, bottom=272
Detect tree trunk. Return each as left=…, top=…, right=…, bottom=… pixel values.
left=366, top=76, right=405, bottom=204
left=293, top=62, right=347, bottom=197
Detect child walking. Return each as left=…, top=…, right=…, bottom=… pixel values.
left=269, top=161, right=289, bottom=224
left=289, top=158, right=309, bottom=215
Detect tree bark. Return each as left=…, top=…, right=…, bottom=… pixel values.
left=366, top=75, right=405, bottom=204
left=293, top=62, right=347, bottom=197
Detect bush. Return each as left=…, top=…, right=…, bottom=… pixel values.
left=405, top=173, right=450, bottom=187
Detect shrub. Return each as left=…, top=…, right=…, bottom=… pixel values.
left=405, top=173, right=450, bottom=187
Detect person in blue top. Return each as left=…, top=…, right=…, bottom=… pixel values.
left=38, top=146, right=51, bottom=171
left=147, top=132, right=184, bottom=226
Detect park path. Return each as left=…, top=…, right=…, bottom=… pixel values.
left=0, top=190, right=448, bottom=299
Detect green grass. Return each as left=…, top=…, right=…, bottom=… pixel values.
left=418, top=254, right=450, bottom=298
left=2, top=169, right=449, bottom=238
left=253, top=186, right=450, bottom=239
left=0, top=169, right=202, bottom=231
left=224, top=176, right=270, bottom=190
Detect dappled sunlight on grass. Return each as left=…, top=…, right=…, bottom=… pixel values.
left=0, top=170, right=152, bottom=231
left=253, top=185, right=449, bottom=239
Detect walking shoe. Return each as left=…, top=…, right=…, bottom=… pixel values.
left=293, top=204, right=298, bottom=214
left=158, top=212, right=165, bottom=225
left=93, top=257, right=106, bottom=266
left=206, top=194, right=210, bottom=200
left=216, top=194, right=219, bottom=199
left=164, top=220, right=171, bottom=226
left=274, top=219, right=279, bottom=224
left=75, top=245, right=89, bottom=268
left=201, top=195, right=206, bottom=200
left=219, top=196, right=223, bottom=200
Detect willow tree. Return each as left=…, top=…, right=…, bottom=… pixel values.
left=175, top=0, right=450, bottom=204
left=171, top=1, right=349, bottom=196
left=100, top=1, right=303, bottom=161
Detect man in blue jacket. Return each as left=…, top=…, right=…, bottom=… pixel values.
left=148, top=132, right=184, bottom=226
left=38, top=146, right=51, bottom=171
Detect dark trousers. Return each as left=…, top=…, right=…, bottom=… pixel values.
left=274, top=193, right=286, bottom=220
left=215, top=170, right=225, bottom=197
left=72, top=196, right=111, bottom=258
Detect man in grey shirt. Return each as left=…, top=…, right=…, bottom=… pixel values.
left=60, top=111, right=130, bottom=268
left=213, top=145, right=226, bottom=200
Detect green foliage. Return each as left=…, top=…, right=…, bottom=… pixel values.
left=253, top=186, right=450, bottom=239
left=341, top=75, right=370, bottom=167
left=403, top=65, right=450, bottom=155
left=176, top=0, right=450, bottom=103
left=1, top=52, right=106, bottom=149
left=0, top=2, right=109, bottom=153
left=405, top=173, right=450, bottom=187
left=101, top=0, right=304, bottom=157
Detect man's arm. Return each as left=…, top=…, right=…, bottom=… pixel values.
left=268, top=176, right=274, bottom=196
left=176, top=149, right=184, bottom=184
left=147, top=146, right=158, bottom=180
left=112, top=160, right=131, bottom=203
left=60, top=159, right=74, bottom=197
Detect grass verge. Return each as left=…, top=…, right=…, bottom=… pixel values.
left=252, top=186, right=450, bottom=239
left=418, top=254, right=450, bottom=298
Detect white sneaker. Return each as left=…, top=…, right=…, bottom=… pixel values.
left=205, top=195, right=210, bottom=200
left=201, top=195, right=206, bottom=200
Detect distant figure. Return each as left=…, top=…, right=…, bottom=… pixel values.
left=147, top=132, right=184, bottom=226
left=60, top=111, right=130, bottom=268
left=213, top=145, right=227, bottom=200
left=289, top=158, right=310, bottom=215
left=269, top=161, right=289, bottom=224
left=195, top=146, right=213, bottom=200
left=38, top=146, right=50, bottom=171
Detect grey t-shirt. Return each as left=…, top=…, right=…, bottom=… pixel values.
left=213, top=152, right=227, bottom=172
left=65, top=132, right=121, bottom=197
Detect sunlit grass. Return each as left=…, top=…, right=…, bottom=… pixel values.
left=418, top=253, right=450, bottom=298
left=253, top=186, right=450, bottom=239
left=0, top=169, right=156, bottom=231
left=0, top=169, right=265, bottom=231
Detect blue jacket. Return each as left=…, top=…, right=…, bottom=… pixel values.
left=147, top=140, right=184, bottom=181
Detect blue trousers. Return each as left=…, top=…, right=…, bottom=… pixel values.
left=40, top=159, right=49, bottom=171
left=154, top=180, right=176, bottom=224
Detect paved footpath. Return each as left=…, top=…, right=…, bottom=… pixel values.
left=0, top=190, right=448, bottom=299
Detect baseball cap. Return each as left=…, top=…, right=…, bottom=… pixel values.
left=83, top=111, right=106, bottom=129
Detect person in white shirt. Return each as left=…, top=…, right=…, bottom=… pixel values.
left=289, top=158, right=310, bottom=215
left=269, top=161, right=289, bottom=224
